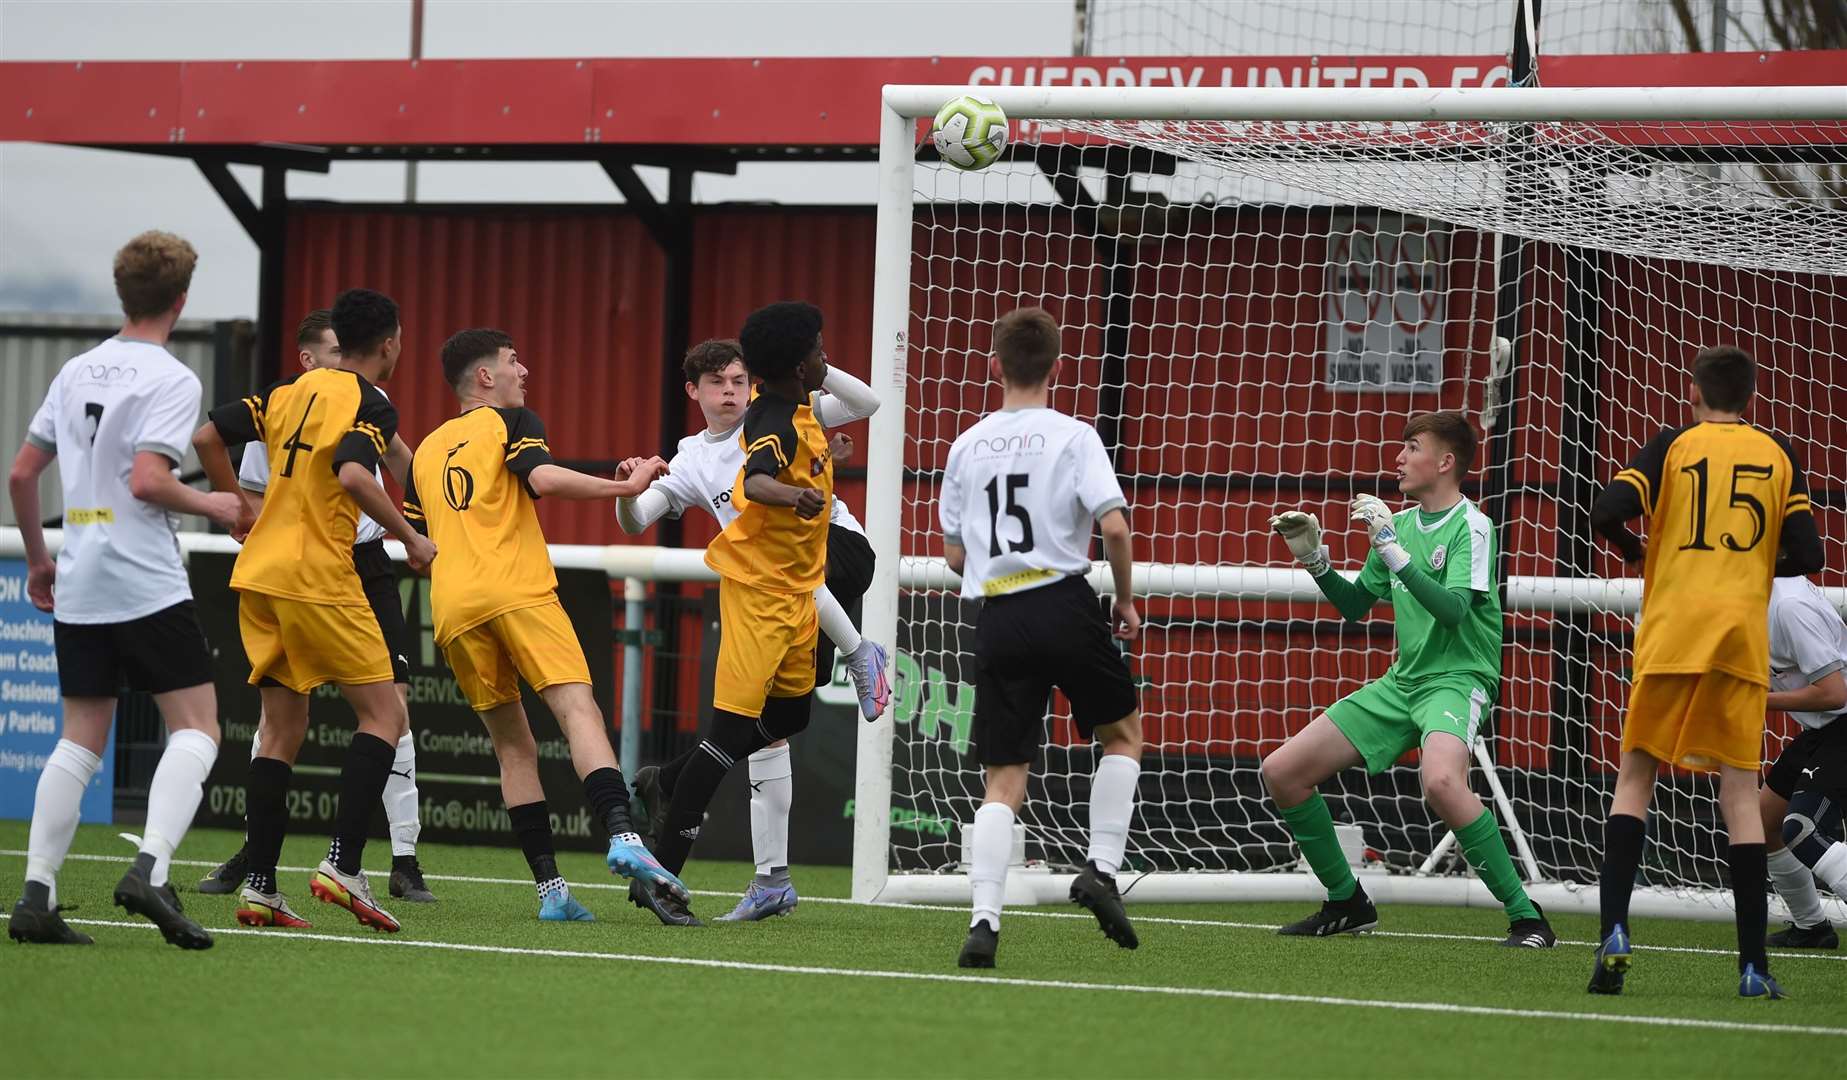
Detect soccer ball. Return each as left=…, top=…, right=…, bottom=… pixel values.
left=931, top=94, right=1008, bottom=171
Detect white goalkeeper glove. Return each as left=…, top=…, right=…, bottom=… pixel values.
left=1270, top=511, right=1331, bottom=577
left=1350, top=494, right=1411, bottom=573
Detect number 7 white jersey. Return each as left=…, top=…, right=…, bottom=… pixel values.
left=939, top=407, right=1127, bottom=600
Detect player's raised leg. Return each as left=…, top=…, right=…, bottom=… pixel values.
left=9, top=700, right=111, bottom=945
left=539, top=680, right=686, bottom=899
left=1417, top=728, right=1553, bottom=948
left=1260, top=714, right=1378, bottom=936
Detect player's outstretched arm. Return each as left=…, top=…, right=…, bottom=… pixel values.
left=1098, top=507, right=1140, bottom=640
left=1271, top=508, right=1377, bottom=622
left=615, top=452, right=687, bottom=534
left=813, top=363, right=880, bottom=427
left=529, top=457, right=668, bottom=502
left=128, top=452, right=240, bottom=530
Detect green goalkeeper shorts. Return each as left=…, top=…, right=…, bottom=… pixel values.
left=1325, top=670, right=1493, bottom=774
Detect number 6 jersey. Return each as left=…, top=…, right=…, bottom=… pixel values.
left=939, top=407, right=1127, bottom=600
left=1613, top=420, right=1813, bottom=684
left=209, top=366, right=398, bottom=606
left=402, top=405, right=557, bottom=646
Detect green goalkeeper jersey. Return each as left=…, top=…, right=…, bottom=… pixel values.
left=1353, top=498, right=1504, bottom=689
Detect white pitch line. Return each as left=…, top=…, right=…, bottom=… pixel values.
left=61, top=917, right=1847, bottom=1040
left=11, top=849, right=1845, bottom=965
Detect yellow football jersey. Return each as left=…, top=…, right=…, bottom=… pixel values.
left=404, top=405, right=560, bottom=646
left=1615, top=421, right=1812, bottom=684
left=210, top=367, right=396, bottom=606
left=703, top=390, right=832, bottom=594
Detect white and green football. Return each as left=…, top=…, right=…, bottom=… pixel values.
left=931, top=94, right=1008, bottom=171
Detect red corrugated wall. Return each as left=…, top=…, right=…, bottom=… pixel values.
left=283, top=203, right=669, bottom=546
left=281, top=201, right=1847, bottom=768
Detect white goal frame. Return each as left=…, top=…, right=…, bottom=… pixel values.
left=854, top=84, right=1847, bottom=922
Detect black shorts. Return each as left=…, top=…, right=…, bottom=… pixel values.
left=353, top=540, right=411, bottom=684
left=971, top=575, right=1138, bottom=767
left=1769, top=721, right=1847, bottom=801
left=817, top=525, right=874, bottom=679
left=53, top=600, right=213, bottom=698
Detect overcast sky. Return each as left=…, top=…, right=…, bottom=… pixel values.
left=0, top=0, right=1747, bottom=319
left=0, top=1, right=1071, bottom=318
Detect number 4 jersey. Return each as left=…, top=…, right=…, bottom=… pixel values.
left=939, top=407, right=1127, bottom=600
left=209, top=366, right=398, bottom=607
left=1615, top=420, right=1813, bottom=684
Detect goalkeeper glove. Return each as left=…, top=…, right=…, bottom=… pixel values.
left=1350, top=494, right=1411, bottom=573
left=1270, top=511, right=1331, bottom=577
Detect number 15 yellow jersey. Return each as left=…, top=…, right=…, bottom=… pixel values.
left=1614, top=421, right=1812, bottom=684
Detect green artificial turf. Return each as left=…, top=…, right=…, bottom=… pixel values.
left=1, top=823, right=1841, bottom=1078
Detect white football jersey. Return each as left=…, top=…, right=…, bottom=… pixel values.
left=239, top=384, right=390, bottom=546
left=25, top=337, right=200, bottom=624
left=1769, top=576, right=1847, bottom=731
left=653, top=417, right=865, bottom=536
left=939, top=407, right=1127, bottom=600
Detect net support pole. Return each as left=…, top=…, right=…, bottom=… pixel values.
left=853, top=98, right=917, bottom=903
left=619, top=577, right=645, bottom=771
left=1416, top=740, right=1544, bottom=885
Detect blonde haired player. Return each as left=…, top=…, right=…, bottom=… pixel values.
left=9, top=231, right=239, bottom=949
left=1587, top=345, right=1823, bottom=999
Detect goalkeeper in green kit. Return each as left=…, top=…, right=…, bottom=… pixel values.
left=1263, top=411, right=1556, bottom=948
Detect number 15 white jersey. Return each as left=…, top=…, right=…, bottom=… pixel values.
left=939, top=407, right=1127, bottom=601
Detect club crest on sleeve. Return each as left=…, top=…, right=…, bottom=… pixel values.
left=1430, top=544, right=1447, bottom=570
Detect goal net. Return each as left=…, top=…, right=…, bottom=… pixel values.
left=854, top=85, right=1847, bottom=921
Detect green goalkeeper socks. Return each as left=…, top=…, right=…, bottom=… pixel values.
left=1457, top=809, right=1540, bottom=922
left=1278, top=793, right=1357, bottom=902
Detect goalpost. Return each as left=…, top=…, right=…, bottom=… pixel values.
left=854, top=84, right=1847, bottom=922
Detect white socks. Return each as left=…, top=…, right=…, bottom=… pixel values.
left=816, top=585, right=861, bottom=658
left=969, top=802, right=1014, bottom=932
left=1814, top=842, right=1847, bottom=899
left=385, top=732, right=422, bottom=857
left=1087, top=754, right=1140, bottom=876
left=141, top=729, right=219, bottom=887
left=1767, top=845, right=1827, bottom=927
left=25, top=739, right=102, bottom=906
left=748, top=743, right=794, bottom=878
